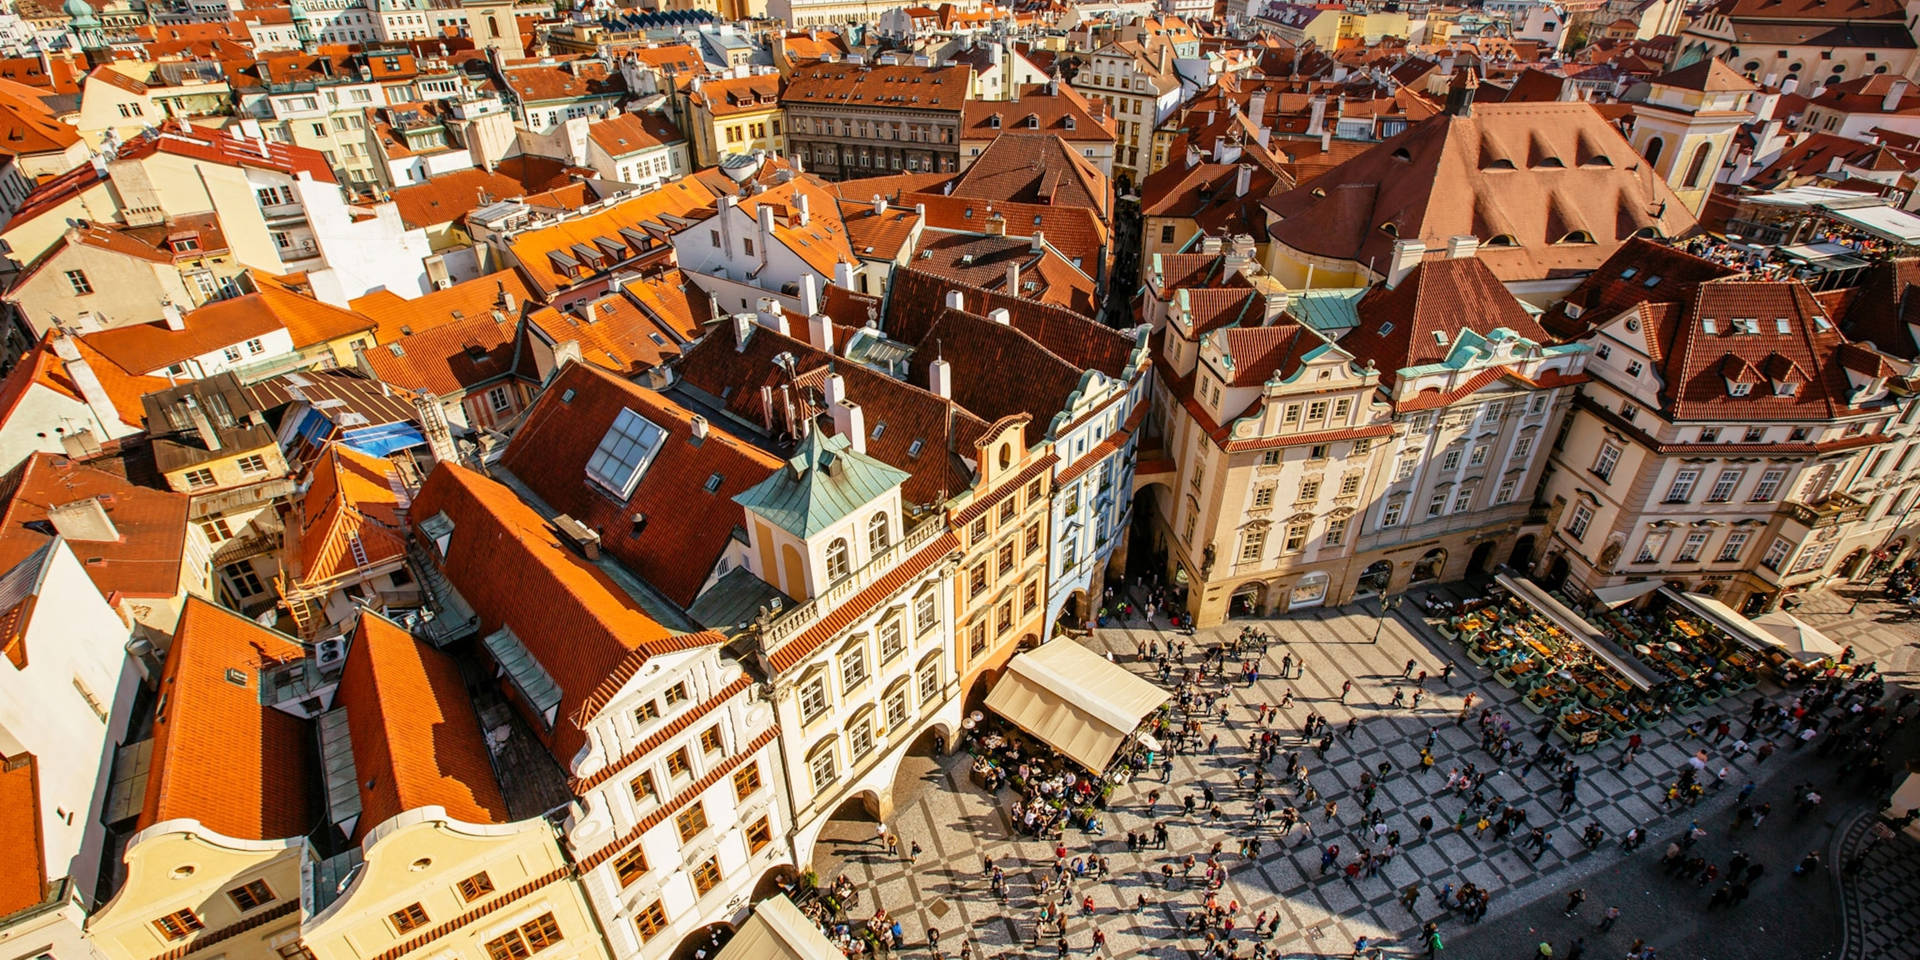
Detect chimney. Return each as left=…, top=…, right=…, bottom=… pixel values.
left=834, top=260, right=855, bottom=289
left=47, top=497, right=117, bottom=542
left=732, top=312, right=755, bottom=350
left=800, top=273, right=820, bottom=316
left=985, top=212, right=1007, bottom=236
left=50, top=335, right=118, bottom=431
left=831, top=397, right=866, bottom=454
left=1385, top=239, right=1426, bottom=289
left=182, top=395, right=222, bottom=451
left=873, top=194, right=889, bottom=215
left=810, top=312, right=834, bottom=352
left=1308, top=94, right=1327, bottom=135
left=794, top=191, right=811, bottom=226
left=1248, top=88, right=1267, bottom=118
left=1030, top=231, right=1045, bottom=254
left=1884, top=77, right=1910, bottom=112
left=756, top=203, right=775, bottom=253
left=1446, top=235, right=1479, bottom=259
left=690, top=415, right=709, bottom=443
left=1264, top=290, right=1289, bottom=321
left=929, top=357, right=953, bottom=398
left=987, top=307, right=1012, bottom=325
left=945, top=289, right=965, bottom=310
left=1185, top=144, right=1201, bottom=169
left=496, top=280, right=517, bottom=316
left=1235, top=163, right=1253, bottom=197
left=1006, top=260, right=1020, bottom=293
left=823, top=372, right=847, bottom=407
left=756, top=297, right=789, bottom=335
left=161, top=301, right=186, bottom=331
left=414, top=392, right=458, bottom=465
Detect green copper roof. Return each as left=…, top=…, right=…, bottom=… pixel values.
left=1287, top=287, right=1368, bottom=336
left=734, top=429, right=908, bottom=539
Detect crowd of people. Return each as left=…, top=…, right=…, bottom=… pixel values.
left=789, top=578, right=1912, bottom=960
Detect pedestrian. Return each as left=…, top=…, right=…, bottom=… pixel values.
left=1404, top=658, right=1417, bottom=678
left=885, top=832, right=899, bottom=858
left=1441, top=662, right=1454, bottom=682
left=1597, top=905, right=1619, bottom=932
left=1341, top=679, right=1354, bottom=702
left=909, top=840, right=922, bottom=864
left=1562, top=888, right=1586, bottom=917
left=1401, top=884, right=1421, bottom=911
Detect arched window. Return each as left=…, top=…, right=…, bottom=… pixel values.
left=825, top=538, right=850, bottom=581
left=867, top=512, right=890, bottom=553
left=1643, top=135, right=1665, bottom=168
left=486, top=13, right=499, bottom=37
left=1684, top=142, right=1713, bottom=187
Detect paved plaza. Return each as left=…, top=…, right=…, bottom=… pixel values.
left=800, top=578, right=1920, bottom=959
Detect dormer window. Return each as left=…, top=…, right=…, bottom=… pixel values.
left=1063, top=116, right=1075, bottom=129
left=1024, top=114, right=1039, bottom=128
left=1775, top=381, right=1799, bottom=397
left=1702, top=318, right=1717, bottom=334
left=1486, top=234, right=1518, bottom=246
left=1558, top=230, right=1595, bottom=244
left=988, top=114, right=1000, bottom=128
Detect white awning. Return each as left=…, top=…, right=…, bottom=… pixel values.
left=1659, top=588, right=1775, bottom=653
left=984, top=638, right=1170, bottom=772
left=1749, top=610, right=1844, bottom=661
left=1496, top=574, right=1661, bottom=690
left=1822, top=203, right=1920, bottom=245
left=1592, top=580, right=1663, bottom=609
left=714, top=895, right=842, bottom=960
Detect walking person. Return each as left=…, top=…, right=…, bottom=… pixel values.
left=1562, top=888, right=1586, bottom=917
left=1341, top=679, right=1354, bottom=702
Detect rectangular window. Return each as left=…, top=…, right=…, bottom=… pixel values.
left=1495, top=478, right=1517, bottom=503
left=1283, top=523, right=1309, bottom=552
left=1592, top=443, right=1620, bottom=482
left=1718, top=531, right=1750, bottom=563
left=456, top=871, right=496, bottom=902
left=1468, top=444, right=1489, bottom=467
left=1751, top=468, right=1786, bottom=502
left=841, top=645, right=867, bottom=689
left=675, top=801, right=708, bottom=842
left=1310, top=444, right=1330, bottom=460
left=700, top=726, right=723, bottom=754
left=200, top=518, right=232, bottom=542
left=918, top=660, right=939, bottom=702
left=1298, top=477, right=1321, bottom=502
left=969, top=563, right=987, bottom=598
left=184, top=468, right=216, bottom=489
left=915, top=592, right=937, bottom=633
left=1339, top=474, right=1362, bottom=496
left=1664, top=469, right=1700, bottom=504
left=237, top=454, right=268, bottom=474
left=390, top=903, right=429, bottom=934
left=1427, top=493, right=1447, bottom=517
left=1353, top=438, right=1371, bottom=456
left=880, top=620, right=904, bottom=662
left=1023, top=579, right=1039, bottom=613
left=1707, top=469, right=1743, bottom=503
left=1333, top=398, right=1352, bottom=419
left=850, top=713, right=876, bottom=756
left=1239, top=528, right=1266, bottom=563
left=733, top=761, right=762, bottom=800
left=1676, top=531, right=1709, bottom=563
left=1513, top=436, right=1533, bottom=461
left=747, top=815, right=773, bottom=853
left=1634, top=532, right=1667, bottom=564
left=227, top=880, right=274, bottom=912
left=1023, top=522, right=1041, bottom=557
left=1382, top=500, right=1404, bottom=526
left=1452, top=488, right=1474, bottom=513
left=665, top=747, right=690, bottom=778
left=664, top=682, right=688, bottom=706
left=1261, top=450, right=1280, bottom=466
left=799, top=678, right=827, bottom=723
left=635, top=700, right=660, bottom=724
left=1306, top=400, right=1328, bottom=421
left=635, top=901, right=668, bottom=943
left=1442, top=449, right=1462, bottom=471
left=1397, top=458, right=1418, bottom=481
left=629, top=771, right=655, bottom=802
left=1760, top=537, right=1792, bottom=572
left=1567, top=503, right=1593, bottom=540
left=152, top=909, right=204, bottom=941
left=1324, top=517, right=1347, bottom=547
left=65, top=269, right=92, bottom=295
left=809, top=748, right=836, bottom=790
left=1252, top=485, right=1274, bottom=508
left=484, top=913, right=562, bottom=960
left=997, top=540, right=1015, bottom=575
left=693, top=857, right=722, bottom=897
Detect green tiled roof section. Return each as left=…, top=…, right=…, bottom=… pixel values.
left=1288, top=286, right=1368, bottom=336
left=734, top=430, right=909, bottom=539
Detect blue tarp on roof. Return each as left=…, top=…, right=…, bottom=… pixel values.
left=340, top=422, right=425, bottom=457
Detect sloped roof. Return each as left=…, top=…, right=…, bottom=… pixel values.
left=350, top=270, right=530, bottom=344
left=337, top=613, right=507, bottom=842
left=1263, top=102, right=1699, bottom=282
left=505, top=178, right=718, bottom=296
left=1839, top=256, right=1920, bottom=359
left=140, top=599, right=316, bottom=840
left=0, top=752, right=45, bottom=917
left=388, top=168, right=537, bottom=230
left=410, top=463, right=716, bottom=766
left=0, top=452, right=189, bottom=601
left=909, top=231, right=1096, bottom=317
left=1539, top=237, right=1736, bottom=339
left=586, top=110, right=684, bottom=158
left=886, top=266, right=1137, bottom=379
left=781, top=61, right=971, bottom=113
left=1657, top=279, right=1866, bottom=421
left=735, top=429, right=908, bottom=539
left=290, top=444, right=406, bottom=589
left=947, top=133, right=1110, bottom=220
left=502, top=362, right=780, bottom=607
left=1346, top=253, right=1556, bottom=385
left=0, top=333, right=166, bottom=433
left=1650, top=57, right=1756, bottom=93
left=115, top=122, right=337, bottom=183
left=360, top=308, right=519, bottom=397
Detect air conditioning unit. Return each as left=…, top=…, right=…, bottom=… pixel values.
left=315, top=636, right=348, bottom=671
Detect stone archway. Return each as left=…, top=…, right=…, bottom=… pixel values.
left=1508, top=535, right=1537, bottom=572
left=750, top=864, right=799, bottom=904
left=1410, top=548, right=1447, bottom=584
left=1357, top=560, right=1393, bottom=596
left=669, top=922, right=734, bottom=960
left=1467, top=540, right=1496, bottom=576
left=1229, top=580, right=1266, bottom=618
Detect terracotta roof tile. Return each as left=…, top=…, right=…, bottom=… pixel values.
left=586, top=111, right=683, bottom=158
left=289, top=444, right=406, bottom=589
left=504, top=179, right=718, bottom=297
left=947, top=133, right=1110, bottom=221
left=339, top=613, right=507, bottom=841
left=388, top=169, right=539, bottom=230
left=1346, top=254, right=1557, bottom=385
left=687, top=73, right=781, bottom=118
left=360, top=308, right=519, bottom=397
left=114, top=122, right=336, bottom=183
left=0, top=752, right=44, bottom=916
left=351, top=270, right=530, bottom=344
left=909, top=231, right=1096, bottom=316
left=1657, top=278, right=1868, bottom=421
left=0, top=452, right=190, bottom=601
left=781, top=62, right=970, bottom=113
left=0, top=332, right=167, bottom=433
left=1839, top=256, right=1920, bottom=359
left=500, top=362, right=782, bottom=607
left=140, top=599, right=316, bottom=840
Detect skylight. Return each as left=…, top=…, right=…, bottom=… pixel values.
left=586, top=408, right=667, bottom=498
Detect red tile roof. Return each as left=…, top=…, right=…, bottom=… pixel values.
left=782, top=62, right=971, bottom=113
left=1839, top=256, right=1920, bottom=359
left=0, top=752, right=45, bottom=917
left=1656, top=278, right=1871, bottom=421
left=289, top=444, right=406, bottom=589
left=409, top=463, right=716, bottom=767
left=80, top=292, right=297, bottom=375
left=360, top=308, right=519, bottom=398
left=909, top=231, right=1096, bottom=316
left=687, top=73, right=781, bottom=118
left=388, top=169, right=538, bottom=230
left=586, top=111, right=683, bottom=158
left=500, top=362, right=782, bottom=607
left=1346, top=253, right=1557, bottom=386
left=351, top=270, right=530, bottom=344
left=0, top=452, right=190, bottom=601
left=0, top=332, right=166, bottom=433
left=115, top=122, right=336, bottom=183
left=947, top=133, right=1110, bottom=221
left=1540, top=237, right=1736, bottom=340
left=140, top=599, right=316, bottom=840
left=339, top=613, right=508, bottom=841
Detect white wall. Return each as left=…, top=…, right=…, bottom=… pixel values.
left=296, top=173, right=436, bottom=306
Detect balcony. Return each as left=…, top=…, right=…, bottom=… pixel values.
left=1776, top=492, right=1865, bottom=529
left=188, top=476, right=296, bottom=519
left=758, top=517, right=949, bottom=653
left=211, top=526, right=282, bottom=566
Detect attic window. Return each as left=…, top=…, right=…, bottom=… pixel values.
left=1626, top=317, right=1641, bottom=332
left=703, top=473, right=723, bottom=493
left=1063, top=116, right=1076, bottom=130
left=1391, top=147, right=1411, bottom=161
left=1729, top=382, right=1752, bottom=397
left=648, top=333, right=666, bottom=346
left=1377, top=321, right=1395, bottom=336
left=1775, top=381, right=1799, bottom=397
left=907, top=438, right=924, bottom=458
left=1310, top=188, right=1326, bottom=198
left=1379, top=222, right=1398, bottom=236
left=225, top=668, right=247, bottom=686
left=1486, top=234, right=1518, bottom=247
left=561, top=389, right=576, bottom=403
left=988, top=115, right=1000, bottom=128
left=586, top=407, right=668, bottom=498
left=1702, top=318, right=1717, bottom=334
left=1433, top=331, right=1449, bottom=346
left=1619, top=267, right=1638, bottom=280
left=1814, top=315, right=1833, bottom=332
left=1558, top=230, right=1595, bottom=244
left=1775, top=317, right=1791, bottom=334
left=1733, top=318, right=1759, bottom=335
left=1641, top=274, right=1663, bottom=287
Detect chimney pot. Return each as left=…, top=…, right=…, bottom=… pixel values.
left=800, top=273, right=820, bottom=316
left=987, top=307, right=1012, bottom=325
left=1446, top=235, right=1479, bottom=259
left=944, top=289, right=965, bottom=310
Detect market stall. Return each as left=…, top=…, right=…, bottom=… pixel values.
left=1751, top=610, right=1845, bottom=662
left=1496, top=575, right=1661, bottom=690
left=1657, top=589, right=1776, bottom=653
left=983, top=639, right=1170, bottom=773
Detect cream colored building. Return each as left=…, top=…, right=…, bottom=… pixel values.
left=1627, top=60, right=1756, bottom=220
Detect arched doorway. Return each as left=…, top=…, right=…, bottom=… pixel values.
left=887, top=724, right=952, bottom=815
left=1357, top=560, right=1392, bottom=596
left=1410, top=548, right=1447, bottom=584
left=1508, top=535, right=1537, bottom=572
left=1545, top=553, right=1571, bottom=586
left=1466, top=541, right=1495, bottom=576
left=1127, top=481, right=1174, bottom=582
left=670, top=923, right=734, bottom=960
left=751, top=864, right=799, bottom=904
left=1289, top=571, right=1329, bottom=609
left=1229, top=581, right=1266, bottom=618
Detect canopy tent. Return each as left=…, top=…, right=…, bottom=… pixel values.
left=1658, top=588, right=1775, bottom=653
left=1821, top=203, right=1920, bottom=246
left=984, top=638, right=1170, bottom=772
left=714, top=895, right=842, bottom=960
left=1749, top=610, right=1844, bottom=661
left=1496, top=574, right=1661, bottom=690
left=1592, top=580, right=1663, bottom=609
